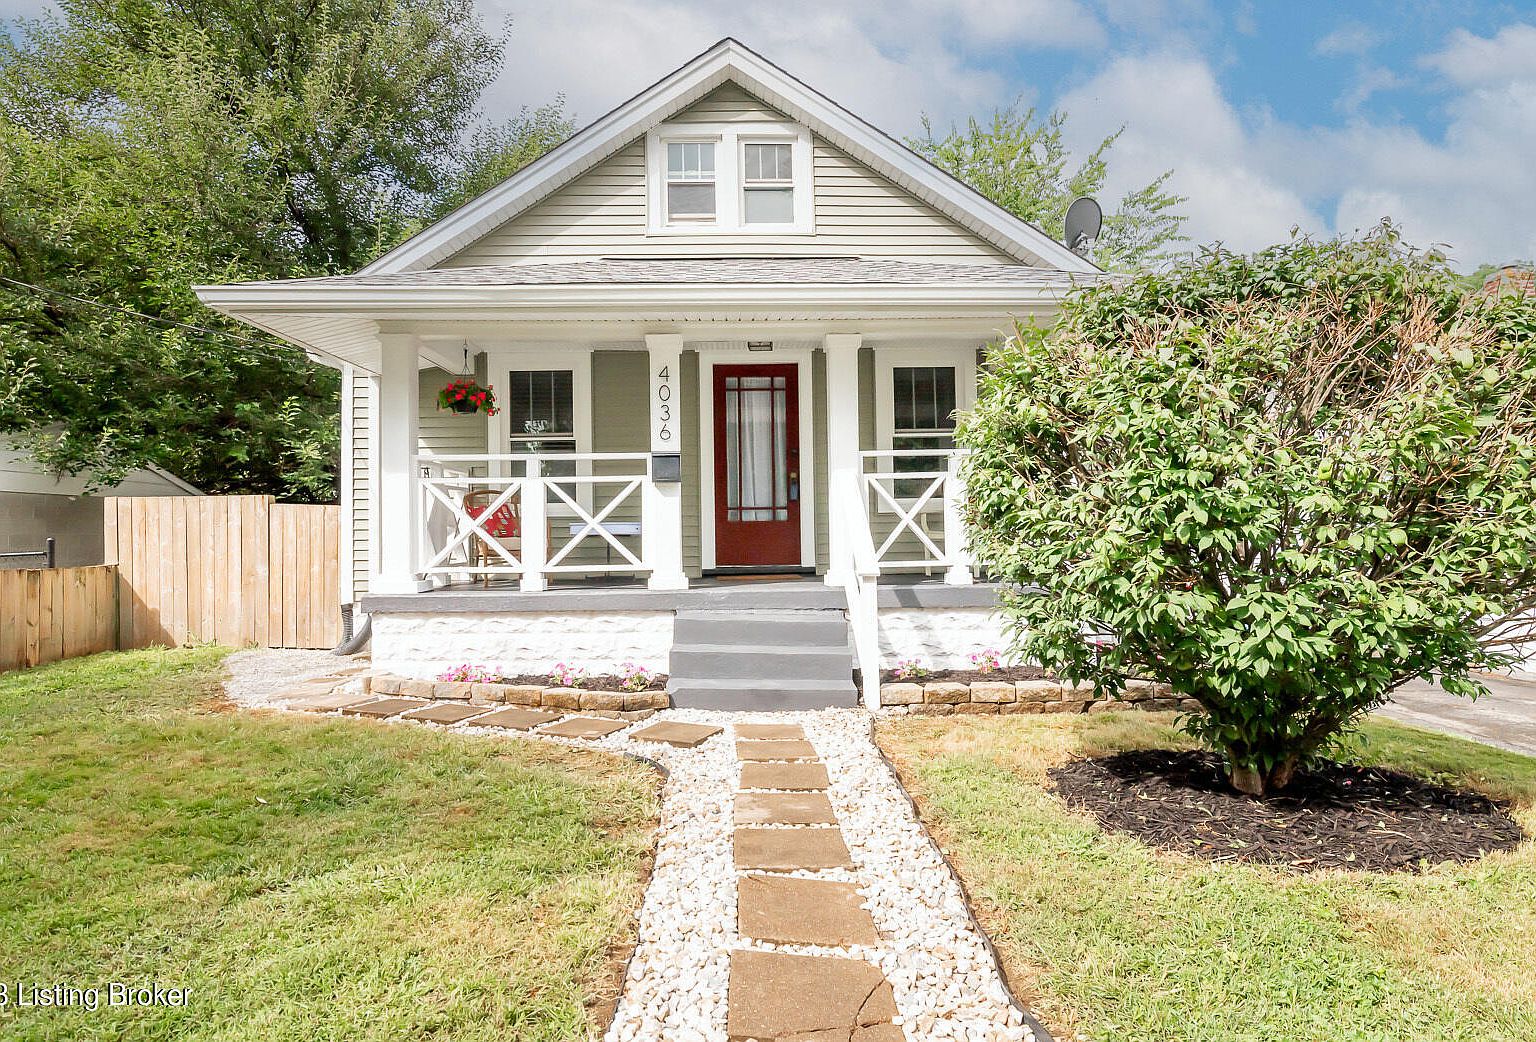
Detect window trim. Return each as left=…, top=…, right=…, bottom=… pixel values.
left=646, top=121, right=813, bottom=234
left=873, top=346, right=978, bottom=515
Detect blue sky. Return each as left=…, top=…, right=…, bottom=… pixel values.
left=6, top=0, right=1535, bottom=268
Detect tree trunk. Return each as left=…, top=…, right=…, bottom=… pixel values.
left=1228, top=755, right=1301, bottom=798
left=1229, top=764, right=1265, bottom=797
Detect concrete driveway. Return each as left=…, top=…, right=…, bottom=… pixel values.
left=1378, top=674, right=1536, bottom=756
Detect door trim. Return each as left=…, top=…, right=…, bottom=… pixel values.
left=698, top=347, right=816, bottom=572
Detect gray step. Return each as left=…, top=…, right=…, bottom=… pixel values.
left=670, top=642, right=853, bottom=682
left=666, top=677, right=859, bottom=711
left=672, top=608, right=849, bottom=647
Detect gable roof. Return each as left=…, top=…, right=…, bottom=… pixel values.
left=363, top=38, right=1098, bottom=276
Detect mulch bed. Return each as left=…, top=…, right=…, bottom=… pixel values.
left=1049, top=749, right=1525, bottom=873
left=495, top=673, right=668, bottom=693
left=880, top=665, right=1053, bottom=685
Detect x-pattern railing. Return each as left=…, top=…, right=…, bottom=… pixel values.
left=419, top=476, right=522, bottom=575
left=857, top=449, right=972, bottom=583
left=544, top=474, right=645, bottom=572
left=864, top=468, right=947, bottom=564
left=416, top=453, right=653, bottom=586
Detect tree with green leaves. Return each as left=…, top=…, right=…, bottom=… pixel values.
left=0, top=0, right=571, bottom=498
left=909, top=105, right=1187, bottom=271
left=962, top=225, right=1536, bottom=796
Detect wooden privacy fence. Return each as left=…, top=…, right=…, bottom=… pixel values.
left=0, top=565, right=118, bottom=671
left=105, top=496, right=341, bottom=650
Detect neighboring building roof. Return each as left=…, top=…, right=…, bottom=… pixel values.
left=230, top=258, right=1102, bottom=290
left=1480, top=265, right=1536, bottom=297
left=0, top=443, right=201, bottom=498
left=358, top=38, right=1098, bottom=277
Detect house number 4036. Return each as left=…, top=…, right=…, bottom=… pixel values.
left=654, top=365, right=673, bottom=442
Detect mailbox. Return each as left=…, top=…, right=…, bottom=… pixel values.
left=651, top=453, right=683, bottom=483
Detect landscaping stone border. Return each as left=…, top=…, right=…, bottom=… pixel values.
left=363, top=673, right=669, bottom=719
left=880, top=677, right=1200, bottom=715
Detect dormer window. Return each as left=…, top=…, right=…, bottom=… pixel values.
left=647, top=122, right=813, bottom=234
left=666, top=141, right=716, bottom=221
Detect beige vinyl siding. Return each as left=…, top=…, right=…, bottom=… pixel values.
left=671, top=81, right=784, bottom=122
left=347, top=368, right=373, bottom=600
left=682, top=351, right=702, bottom=577
left=557, top=350, right=647, bottom=573
left=812, top=349, right=829, bottom=573
left=418, top=366, right=488, bottom=458
left=443, top=85, right=1014, bottom=267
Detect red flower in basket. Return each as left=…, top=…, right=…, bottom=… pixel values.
left=438, top=378, right=499, bottom=415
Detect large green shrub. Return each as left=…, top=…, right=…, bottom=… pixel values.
left=962, top=227, right=1536, bottom=795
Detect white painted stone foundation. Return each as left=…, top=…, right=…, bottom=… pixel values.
left=877, top=607, right=1015, bottom=671
left=371, top=604, right=1016, bottom=679
left=371, top=610, right=675, bottom=678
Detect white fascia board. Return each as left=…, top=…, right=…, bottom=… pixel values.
left=355, top=38, right=1099, bottom=277
left=195, top=281, right=1078, bottom=314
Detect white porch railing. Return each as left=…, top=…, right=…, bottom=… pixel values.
left=416, top=453, right=657, bottom=591
left=859, top=449, right=972, bottom=585
left=838, top=447, right=973, bottom=709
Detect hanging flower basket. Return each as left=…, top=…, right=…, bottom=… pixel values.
left=438, top=377, right=499, bottom=415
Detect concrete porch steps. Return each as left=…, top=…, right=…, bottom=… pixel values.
left=668, top=608, right=857, bottom=710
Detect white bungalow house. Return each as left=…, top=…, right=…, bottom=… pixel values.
left=197, top=39, right=1100, bottom=709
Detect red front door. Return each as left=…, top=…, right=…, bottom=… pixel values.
left=713, top=363, right=801, bottom=568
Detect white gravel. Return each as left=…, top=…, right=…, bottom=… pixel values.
left=257, top=696, right=1037, bottom=1042
left=222, top=647, right=368, bottom=708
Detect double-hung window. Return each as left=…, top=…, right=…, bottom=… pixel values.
left=665, top=141, right=716, bottom=222
left=891, top=366, right=957, bottom=499
left=649, top=123, right=811, bottom=232
left=507, top=369, right=577, bottom=488
left=742, top=141, right=794, bottom=224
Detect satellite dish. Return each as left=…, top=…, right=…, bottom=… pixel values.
left=1064, top=197, right=1103, bottom=254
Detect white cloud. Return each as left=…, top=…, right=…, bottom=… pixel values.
left=1314, top=22, right=1381, bottom=57
left=1056, top=52, right=1323, bottom=251
left=476, top=0, right=1099, bottom=134
left=1421, top=22, right=1536, bottom=86
left=1054, top=36, right=1536, bottom=267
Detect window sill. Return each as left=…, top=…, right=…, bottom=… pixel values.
left=645, top=221, right=816, bottom=237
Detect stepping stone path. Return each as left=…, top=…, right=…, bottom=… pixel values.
left=470, top=706, right=561, bottom=730
left=539, top=716, right=631, bottom=739
left=739, top=761, right=829, bottom=791
left=251, top=679, right=1039, bottom=1041
left=284, top=689, right=375, bottom=712
left=341, top=697, right=428, bottom=718
left=736, top=739, right=819, bottom=761
left=632, top=721, right=724, bottom=748
left=400, top=702, right=488, bottom=724
left=723, top=722, right=908, bottom=1041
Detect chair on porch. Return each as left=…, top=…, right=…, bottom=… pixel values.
left=462, top=488, right=521, bottom=588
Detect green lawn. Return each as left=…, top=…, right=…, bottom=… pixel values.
left=0, top=647, right=659, bottom=1042
left=878, top=712, right=1536, bottom=1042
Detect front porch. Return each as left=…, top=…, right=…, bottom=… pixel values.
left=364, top=329, right=998, bottom=706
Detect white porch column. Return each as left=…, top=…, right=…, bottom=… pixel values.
left=372, top=331, right=430, bottom=594
left=823, top=333, right=863, bottom=587
left=643, top=333, right=688, bottom=590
